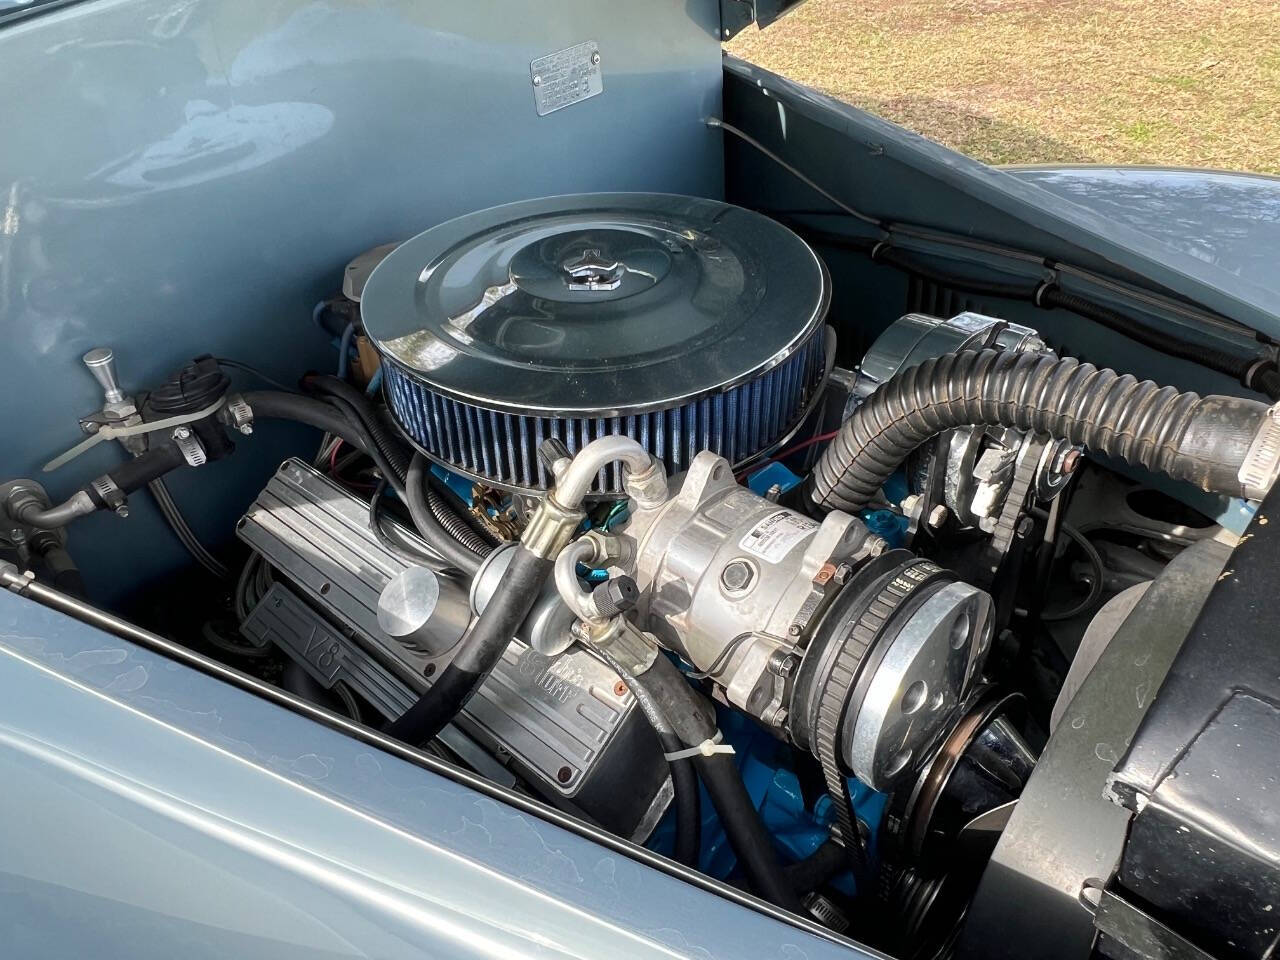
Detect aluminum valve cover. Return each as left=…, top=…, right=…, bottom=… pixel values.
left=236, top=459, right=670, bottom=839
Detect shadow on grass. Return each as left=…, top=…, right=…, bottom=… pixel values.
left=857, top=95, right=1096, bottom=165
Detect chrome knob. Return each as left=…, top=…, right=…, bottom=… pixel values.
left=83, top=347, right=124, bottom=404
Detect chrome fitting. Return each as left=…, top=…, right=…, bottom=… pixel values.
left=580, top=529, right=634, bottom=570
left=624, top=457, right=669, bottom=511
left=576, top=615, right=659, bottom=675
left=519, top=494, right=586, bottom=560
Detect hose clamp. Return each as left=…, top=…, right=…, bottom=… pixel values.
left=1033, top=278, right=1058, bottom=308
left=90, top=476, right=129, bottom=518
left=1238, top=402, right=1280, bottom=501
left=1242, top=357, right=1278, bottom=392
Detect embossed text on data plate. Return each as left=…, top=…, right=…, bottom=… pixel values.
left=530, top=41, right=603, bottom=116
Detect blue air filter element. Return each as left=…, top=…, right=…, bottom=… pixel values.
left=362, top=193, right=830, bottom=496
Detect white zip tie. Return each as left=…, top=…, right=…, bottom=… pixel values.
left=663, top=730, right=735, bottom=762
left=43, top=396, right=227, bottom=473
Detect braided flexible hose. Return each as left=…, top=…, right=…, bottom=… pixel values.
left=808, top=349, right=1270, bottom=513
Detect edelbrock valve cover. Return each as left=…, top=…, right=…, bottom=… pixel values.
left=236, top=459, right=670, bottom=839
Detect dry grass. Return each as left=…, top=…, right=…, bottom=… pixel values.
left=727, top=0, right=1280, bottom=173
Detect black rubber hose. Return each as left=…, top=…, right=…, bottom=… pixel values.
left=245, top=390, right=495, bottom=560
left=1039, top=286, right=1276, bottom=395
left=369, top=479, right=451, bottom=572
left=305, top=375, right=411, bottom=480
left=243, top=388, right=411, bottom=501
left=29, top=535, right=86, bottom=599
left=319, top=393, right=409, bottom=497
left=83, top=444, right=186, bottom=509
left=783, top=837, right=847, bottom=896
left=431, top=473, right=503, bottom=548
left=242, top=391, right=378, bottom=453
left=307, top=377, right=502, bottom=550
left=588, top=642, right=701, bottom=868
left=384, top=544, right=551, bottom=746
left=406, top=455, right=489, bottom=576
left=428, top=483, right=496, bottom=554
left=637, top=655, right=803, bottom=912
left=303, top=377, right=497, bottom=555
left=808, top=348, right=1272, bottom=513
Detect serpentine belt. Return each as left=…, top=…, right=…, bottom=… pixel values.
left=812, top=559, right=942, bottom=872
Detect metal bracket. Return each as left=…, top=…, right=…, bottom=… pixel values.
left=719, top=0, right=755, bottom=39
left=719, top=0, right=807, bottom=40
left=788, top=560, right=854, bottom=641
left=1094, top=889, right=1217, bottom=960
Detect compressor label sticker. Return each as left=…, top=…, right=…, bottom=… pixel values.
left=739, top=511, right=818, bottom=563
left=530, top=41, right=603, bottom=116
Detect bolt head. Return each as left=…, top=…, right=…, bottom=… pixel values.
left=720, top=559, right=755, bottom=592
left=532, top=74, right=542, bottom=86
left=173, top=426, right=191, bottom=440
left=590, top=51, right=601, bottom=65
left=238, top=423, right=253, bottom=435
left=927, top=504, right=949, bottom=529
left=114, top=504, right=130, bottom=518
left=832, top=562, right=853, bottom=585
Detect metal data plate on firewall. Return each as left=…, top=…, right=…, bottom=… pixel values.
left=531, top=41, right=603, bottom=116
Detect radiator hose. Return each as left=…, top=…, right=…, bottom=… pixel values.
left=636, top=654, right=803, bottom=912
left=383, top=542, right=550, bottom=746
left=405, top=454, right=488, bottom=577
left=808, top=348, right=1276, bottom=513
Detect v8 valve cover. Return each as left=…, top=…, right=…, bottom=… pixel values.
left=362, top=193, right=830, bottom=494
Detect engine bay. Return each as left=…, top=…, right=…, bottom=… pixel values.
left=4, top=191, right=1277, bottom=959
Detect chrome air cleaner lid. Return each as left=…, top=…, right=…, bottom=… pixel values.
left=361, top=193, right=828, bottom=417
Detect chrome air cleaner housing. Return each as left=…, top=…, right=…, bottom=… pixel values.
left=361, top=193, right=829, bottom=495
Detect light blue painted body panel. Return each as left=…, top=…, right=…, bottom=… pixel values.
left=0, top=587, right=873, bottom=958
left=721, top=58, right=1280, bottom=338
left=2, top=3, right=1278, bottom=955
left=0, top=0, right=724, bottom=601
left=1005, top=166, right=1280, bottom=294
